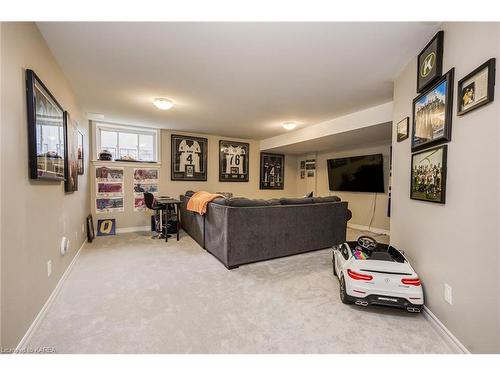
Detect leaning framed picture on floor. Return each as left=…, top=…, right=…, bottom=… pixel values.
left=410, top=145, right=447, bottom=204
left=260, top=152, right=285, bottom=190
left=219, top=140, right=249, bottom=182
left=412, top=68, right=454, bottom=152
left=171, top=134, right=208, bottom=181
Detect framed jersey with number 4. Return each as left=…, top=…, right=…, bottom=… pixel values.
left=171, top=134, right=208, bottom=181
left=219, top=140, right=249, bottom=182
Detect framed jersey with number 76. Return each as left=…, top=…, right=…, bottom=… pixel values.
left=219, top=140, right=249, bottom=182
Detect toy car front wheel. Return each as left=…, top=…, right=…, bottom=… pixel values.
left=339, top=276, right=353, bottom=304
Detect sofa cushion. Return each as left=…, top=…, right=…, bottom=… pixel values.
left=211, top=197, right=227, bottom=205
left=226, top=198, right=271, bottom=207
left=312, top=196, right=341, bottom=203
left=279, top=197, right=315, bottom=205
left=185, top=190, right=195, bottom=197
left=267, top=198, right=282, bottom=206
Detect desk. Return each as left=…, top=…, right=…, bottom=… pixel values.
left=156, top=197, right=181, bottom=242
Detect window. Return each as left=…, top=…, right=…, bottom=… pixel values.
left=95, top=123, right=159, bottom=162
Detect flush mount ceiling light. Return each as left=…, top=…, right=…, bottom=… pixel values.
left=282, top=121, right=297, bottom=130
left=153, top=98, right=174, bottom=110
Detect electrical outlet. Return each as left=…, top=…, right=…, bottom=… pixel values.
left=444, top=283, right=453, bottom=305
left=82, top=223, right=85, bottom=233
left=47, top=260, right=52, bottom=277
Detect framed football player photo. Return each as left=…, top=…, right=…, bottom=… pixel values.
left=417, top=30, right=444, bottom=93
left=260, top=152, right=285, bottom=190
left=219, top=140, right=249, bottom=182
left=171, top=134, right=208, bottom=181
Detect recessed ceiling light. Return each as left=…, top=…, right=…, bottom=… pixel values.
left=153, top=98, right=174, bottom=110
left=282, top=121, right=297, bottom=130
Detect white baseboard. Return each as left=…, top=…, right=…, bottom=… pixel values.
left=347, top=223, right=390, bottom=236
left=422, top=306, right=470, bottom=354
left=15, top=239, right=87, bottom=353
left=116, top=226, right=150, bottom=234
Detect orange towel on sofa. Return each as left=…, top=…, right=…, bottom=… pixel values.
left=186, top=191, right=224, bottom=215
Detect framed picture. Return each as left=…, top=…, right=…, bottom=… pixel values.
left=417, top=31, right=444, bottom=93
left=64, top=111, right=79, bottom=192
left=219, top=140, right=249, bottom=182
left=86, top=214, right=95, bottom=243
left=77, top=129, right=84, bottom=175
left=396, top=117, right=409, bottom=142
left=300, top=160, right=306, bottom=169
left=171, top=134, right=208, bottom=181
left=305, top=159, right=316, bottom=170
left=410, top=145, right=447, bottom=204
left=457, top=58, right=496, bottom=116
left=260, top=152, right=284, bottom=190
left=26, top=69, right=66, bottom=181
left=97, top=219, right=116, bottom=236
left=412, top=68, right=454, bottom=152
left=300, top=170, right=305, bottom=179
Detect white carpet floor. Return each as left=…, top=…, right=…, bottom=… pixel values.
left=27, top=228, right=452, bottom=354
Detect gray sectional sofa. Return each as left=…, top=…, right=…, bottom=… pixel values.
left=179, top=192, right=351, bottom=269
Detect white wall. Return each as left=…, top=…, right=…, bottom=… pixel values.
left=0, top=22, right=89, bottom=349
left=391, top=22, right=500, bottom=353
left=296, top=143, right=391, bottom=231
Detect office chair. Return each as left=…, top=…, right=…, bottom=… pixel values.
left=144, top=192, right=165, bottom=239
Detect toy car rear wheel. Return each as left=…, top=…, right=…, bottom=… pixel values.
left=339, top=276, right=353, bottom=304
left=332, top=257, right=337, bottom=276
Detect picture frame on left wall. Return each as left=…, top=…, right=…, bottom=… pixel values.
left=77, top=129, right=84, bottom=175
left=64, top=111, right=79, bottom=192
left=26, top=69, right=66, bottom=181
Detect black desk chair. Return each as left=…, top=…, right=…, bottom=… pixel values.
left=144, top=192, right=166, bottom=239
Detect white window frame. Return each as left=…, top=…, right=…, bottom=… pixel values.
left=94, top=122, right=160, bottom=163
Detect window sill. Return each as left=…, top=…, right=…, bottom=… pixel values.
left=92, top=160, right=161, bottom=167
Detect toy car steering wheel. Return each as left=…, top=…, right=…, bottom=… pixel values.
left=358, top=236, right=378, bottom=252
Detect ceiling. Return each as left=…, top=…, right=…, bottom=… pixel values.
left=37, top=22, right=439, bottom=139
left=265, top=121, right=392, bottom=155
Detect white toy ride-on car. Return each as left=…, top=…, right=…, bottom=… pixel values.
left=332, top=236, right=423, bottom=313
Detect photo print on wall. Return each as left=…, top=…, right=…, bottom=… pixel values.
left=219, top=140, right=249, bottom=182
left=64, top=111, right=79, bottom=192
left=457, top=58, right=496, bottom=116
left=410, top=145, right=447, bottom=204
left=396, top=117, right=409, bottom=142
left=133, top=168, right=159, bottom=211
left=412, top=68, right=454, bottom=152
left=95, top=166, right=124, bottom=213
left=171, top=134, right=208, bottom=181
left=26, top=69, right=66, bottom=181
left=77, top=129, right=84, bottom=175
left=260, top=152, right=285, bottom=190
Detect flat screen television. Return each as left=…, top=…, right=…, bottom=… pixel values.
left=327, top=154, right=384, bottom=193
